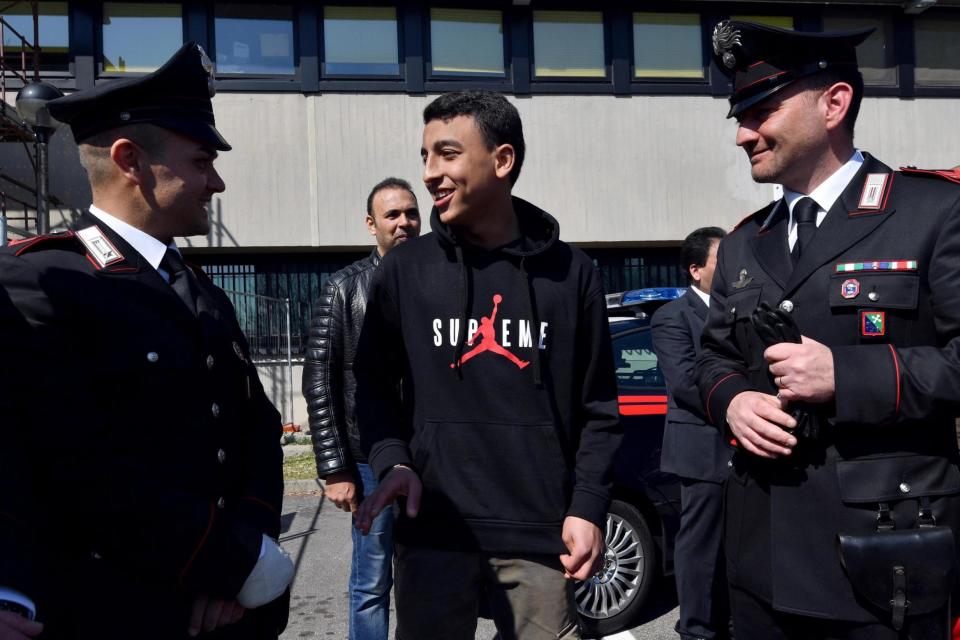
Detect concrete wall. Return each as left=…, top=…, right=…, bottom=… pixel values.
left=6, top=92, right=960, bottom=247
left=204, top=92, right=960, bottom=248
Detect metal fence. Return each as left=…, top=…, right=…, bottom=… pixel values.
left=224, top=289, right=296, bottom=426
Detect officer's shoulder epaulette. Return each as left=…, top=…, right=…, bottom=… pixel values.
left=8, top=231, right=82, bottom=257
left=733, top=201, right=776, bottom=231
left=899, top=166, right=960, bottom=185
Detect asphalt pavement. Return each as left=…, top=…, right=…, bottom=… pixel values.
left=278, top=492, right=680, bottom=640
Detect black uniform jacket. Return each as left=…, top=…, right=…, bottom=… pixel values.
left=303, top=250, right=379, bottom=477
left=0, top=212, right=287, bottom=639
left=697, top=154, right=960, bottom=622
left=653, top=290, right=733, bottom=483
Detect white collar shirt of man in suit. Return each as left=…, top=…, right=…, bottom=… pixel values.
left=690, top=285, right=711, bottom=308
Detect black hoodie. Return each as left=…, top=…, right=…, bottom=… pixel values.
left=356, top=197, right=622, bottom=554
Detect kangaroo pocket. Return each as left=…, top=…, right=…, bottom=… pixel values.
left=413, top=420, right=570, bottom=526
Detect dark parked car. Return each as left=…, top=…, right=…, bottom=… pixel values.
left=575, top=287, right=687, bottom=638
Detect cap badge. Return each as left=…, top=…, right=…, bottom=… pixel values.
left=712, top=21, right=742, bottom=69
left=197, top=44, right=216, bottom=97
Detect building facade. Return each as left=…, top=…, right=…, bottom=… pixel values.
left=3, top=0, right=959, bottom=424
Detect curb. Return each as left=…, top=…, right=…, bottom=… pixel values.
left=284, top=479, right=323, bottom=496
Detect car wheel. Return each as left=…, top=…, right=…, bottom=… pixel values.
left=575, top=499, right=657, bottom=638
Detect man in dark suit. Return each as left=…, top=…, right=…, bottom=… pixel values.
left=698, top=21, right=960, bottom=638
left=652, top=227, right=731, bottom=640
left=0, top=43, right=291, bottom=639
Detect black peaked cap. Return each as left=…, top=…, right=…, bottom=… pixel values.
left=47, top=41, right=231, bottom=151
left=712, top=20, right=874, bottom=119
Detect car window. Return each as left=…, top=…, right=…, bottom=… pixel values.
left=611, top=328, right=664, bottom=388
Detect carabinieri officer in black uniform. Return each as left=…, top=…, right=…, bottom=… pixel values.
left=0, top=43, right=292, bottom=639
left=697, top=21, right=960, bottom=639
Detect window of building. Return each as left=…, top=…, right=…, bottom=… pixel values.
left=102, top=3, right=183, bottom=73
left=822, top=14, right=896, bottom=86
left=429, top=8, right=504, bottom=77
left=532, top=10, right=605, bottom=79
left=1, top=1, right=69, bottom=72
left=323, top=6, right=400, bottom=76
left=633, top=12, right=703, bottom=79
left=214, top=3, right=295, bottom=75
left=730, top=15, right=794, bottom=30
left=914, top=13, right=960, bottom=87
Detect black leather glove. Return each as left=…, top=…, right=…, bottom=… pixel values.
left=750, top=302, right=818, bottom=441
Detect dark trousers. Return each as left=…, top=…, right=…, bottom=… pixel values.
left=674, top=477, right=729, bottom=639
left=728, top=584, right=954, bottom=640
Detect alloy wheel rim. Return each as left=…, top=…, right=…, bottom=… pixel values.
left=575, top=512, right=645, bottom=619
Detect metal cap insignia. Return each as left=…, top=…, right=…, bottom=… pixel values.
left=712, top=21, right=742, bottom=69
left=197, top=44, right=216, bottom=97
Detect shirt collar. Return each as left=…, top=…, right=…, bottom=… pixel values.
left=783, top=150, right=864, bottom=215
left=690, top=285, right=711, bottom=308
left=87, top=205, right=177, bottom=271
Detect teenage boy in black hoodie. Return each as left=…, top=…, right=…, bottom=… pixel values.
left=354, top=91, right=622, bottom=640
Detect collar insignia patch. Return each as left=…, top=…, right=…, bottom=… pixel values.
left=76, top=226, right=124, bottom=269
left=857, top=173, right=890, bottom=210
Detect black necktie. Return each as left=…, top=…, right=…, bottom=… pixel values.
left=161, top=248, right=198, bottom=315
left=791, top=197, right=819, bottom=265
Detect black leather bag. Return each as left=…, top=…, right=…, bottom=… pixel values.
left=837, top=501, right=957, bottom=634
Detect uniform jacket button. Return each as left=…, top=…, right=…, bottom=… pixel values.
left=727, top=460, right=734, bottom=468
left=779, top=300, right=794, bottom=313
left=211, top=402, right=221, bottom=418
left=868, top=291, right=880, bottom=302
left=206, top=355, right=215, bottom=369
left=217, top=448, right=226, bottom=463
left=899, top=482, right=911, bottom=494
left=217, top=497, right=226, bottom=509
left=146, top=351, right=159, bottom=363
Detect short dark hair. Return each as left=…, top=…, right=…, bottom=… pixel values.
left=681, top=227, right=726, bottom=282
left=423, top=90, right=525, bottom=186
left=794, top=67, right=865, bottom=136
left=366, top=177, right=417, bottom=217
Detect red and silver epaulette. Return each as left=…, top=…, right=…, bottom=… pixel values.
left=8, top=230, right=80, bottom=256
left=900, top=166, right=960, bottom=185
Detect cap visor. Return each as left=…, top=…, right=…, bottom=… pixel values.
left=727, top=82, right=793, bottom=119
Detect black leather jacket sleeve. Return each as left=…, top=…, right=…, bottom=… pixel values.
left=303, top=276, right=353, bottom=477
left=303, top=253, right=379, bottom=477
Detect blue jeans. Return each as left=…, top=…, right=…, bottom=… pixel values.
left=349, top=462, right=394, bottom=640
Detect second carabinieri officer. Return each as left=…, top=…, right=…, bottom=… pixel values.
left=0, top=43, right=292, bottom=638
left=698, top=21, right=960, bottom=639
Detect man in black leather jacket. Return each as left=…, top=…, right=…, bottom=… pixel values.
left=302, top=177, right=420, bottom=640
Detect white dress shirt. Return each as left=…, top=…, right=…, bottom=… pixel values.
left=690, top=285, right=711, bottom=308
left=88, top=205, right=181, bottom=282
left=783, top=150, right=864, bottom=251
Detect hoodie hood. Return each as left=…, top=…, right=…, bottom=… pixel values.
left=429, top=196, right=560, bottom=257
left=430, top=196, right=560, bottom=387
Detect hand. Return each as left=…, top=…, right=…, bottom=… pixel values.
left=322, top=471, right=358, bottom=512
left=187, top=594, right=245, bottom=637
left=354, top=466, right=421, bottom=535
left=766, top=336, right=836, bottom=403
left=560, top=516, right=604, bottom=581
left=727, top=391, right=798, bottom=459
left=0, top=611, right=43, bottom=640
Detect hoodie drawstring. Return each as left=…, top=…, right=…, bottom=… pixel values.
left=519, top=256, right=543, bottom=388
left=452, top=243, right=469, bottom=378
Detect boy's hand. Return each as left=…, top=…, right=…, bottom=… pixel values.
left=560, top=516, right=604, bottom=581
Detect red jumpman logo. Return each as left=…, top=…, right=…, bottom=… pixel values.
left=450, top=294, right=530, bottom=370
